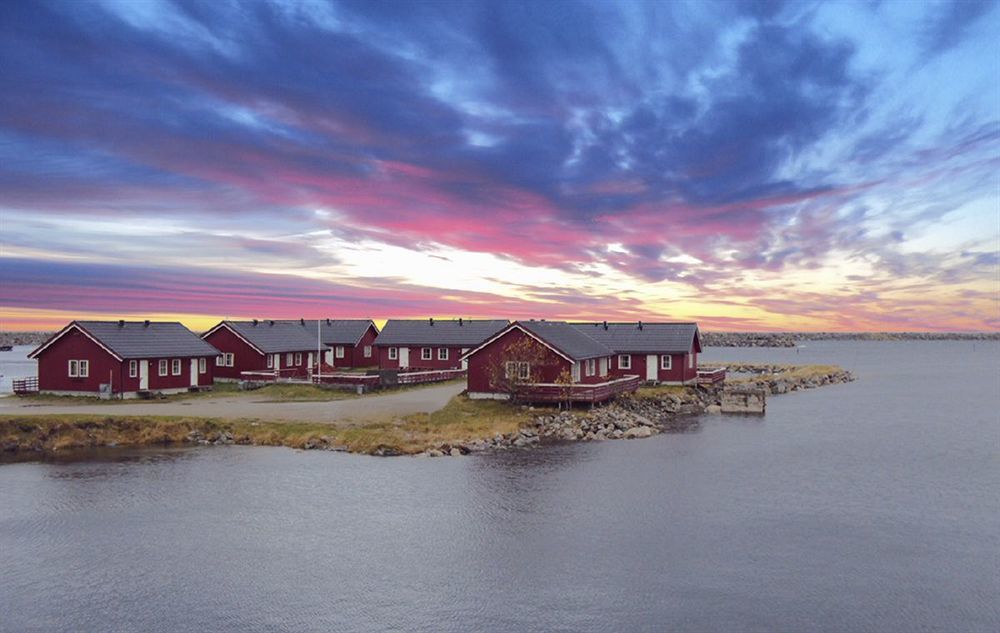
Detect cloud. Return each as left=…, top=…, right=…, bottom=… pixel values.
left=0, top=0, right=997, bottom=330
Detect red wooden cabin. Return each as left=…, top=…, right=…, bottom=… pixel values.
left=572, top=321, right=702, bottom=384
left=201, top=320, right=322, bottom=381
left=27, top=320, right=219, bottom=398
left=463, top=320, right=640, bottom=403
left=375, top=318, right=508, bottom=371
left=288, top=319, right=379, bottom=369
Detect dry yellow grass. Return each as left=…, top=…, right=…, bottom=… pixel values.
left=0, top=395, right=537, bottom=456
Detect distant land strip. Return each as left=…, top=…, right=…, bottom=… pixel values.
left=2, top=330, right=998, bottom=349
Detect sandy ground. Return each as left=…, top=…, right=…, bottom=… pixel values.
left=0, top=382, right=466, bottom=424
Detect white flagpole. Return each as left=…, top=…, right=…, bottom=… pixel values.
left=317, top=320, right=322, bottom=383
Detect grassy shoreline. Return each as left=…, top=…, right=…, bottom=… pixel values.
left=0, top=394, right=537, bottom=457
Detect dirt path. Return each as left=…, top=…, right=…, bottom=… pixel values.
left=0, top=382, right=466, bottom=424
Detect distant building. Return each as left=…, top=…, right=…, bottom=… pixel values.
left=374, top=318, right=509, bottom=370
left=287, top=319, right=380, bottom=368
left=28, top=320, right=219, bottom=398
left=571, top=321, right=701, bottom=384
left=202, top=320, right=320, bottom=381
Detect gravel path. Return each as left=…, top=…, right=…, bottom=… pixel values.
left=0, top=382, right=466, bottom=424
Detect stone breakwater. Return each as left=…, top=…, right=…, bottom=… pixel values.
left=702, top=331, right=1000, bottom=347
left=703, top=332, right=797, bottom=347
left=705, top=363, right=856, bottom=395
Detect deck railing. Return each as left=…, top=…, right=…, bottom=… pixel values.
left=312, top=373, right=380, bottom=387
left=240, top=368, right=307, bottom=382
left=510, top=374, right=641, bottom=404
left=696, top=367, right=727, bottom=384
left=396, top=369, right=466, bottom=385
left=12, top=376, right=39, bottom=394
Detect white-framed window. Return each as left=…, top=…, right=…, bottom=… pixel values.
left=388, top=347, right=398, bottom=360
left=225, top=353, right=234, bottom=367
left=505, top=361, right=530, bottom=380
left=421, top=347, right=432, bottom=360
left=364, top=345, right=372, bottom=358
left=600, top=357, right=608, bottom=377
left=437, top=347, right=448, bottom=360
left=335, top=346, right=345, bottom=359
left=129, top=360, right=138, bottom=378
left=199, top=358, right=207, bottom=374
left=295, top=353, right=302, bottom=366
left=286, top=353, right=293, bottom=366
left=618, top=355, right=631, bottom=370
left=159, top=359, right=168, bottom=376
left=216, top=355, right=223, bottom=366
left=660, top=355, right=672, bottom=370
left=68, top=359, right=88, bottom=377
left=585, top=359, right=596, bottom=376
left=171, top=359, right=181, bottom=375
left=689, top=354, right=694, bottom=369
left=266, top=354, right=274, bottom=369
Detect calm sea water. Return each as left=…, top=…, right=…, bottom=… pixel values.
left=1, top=341, right=998, bottom=632
left=0, top=345, right=36, bottom=394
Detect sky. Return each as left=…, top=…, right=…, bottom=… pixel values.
left=0, top=0, right=998, bottom=332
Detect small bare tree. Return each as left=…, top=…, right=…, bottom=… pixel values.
left=483, top=335, right=551, bottom=403
left=554, top=367, right=574, bottom=410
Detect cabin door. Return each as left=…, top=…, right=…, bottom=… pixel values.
left=646, top=355, right=657, bottom=381
left=325, top=349, right=333, bottom=365
left=399, top=347, right=409, bottom=369
left=190, top=359, right=198, bottom=387
left=307, top=353, right=313, bottom=372
left=139, top=360, right=149, bottom=390
left=461, top=348, right=469, bottom=370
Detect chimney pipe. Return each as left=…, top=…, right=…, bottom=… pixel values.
left=143, top=320, right=150, bottom=327
left=269, top=320, right=274, bottom=326
left=638, top=321, right=643, bottom=330
left=603, top=320, right=608, bottom=330
left=300, top=318, right=305, bottom=325
left=326, top=318, right=330, bottom=325
left=118, top=319, right=125, bottom=327
left=429, top=317, right=434, bottom=326
left=253, top=319, right=258, bottom=326
left=459, top=317, right=463, bottom=326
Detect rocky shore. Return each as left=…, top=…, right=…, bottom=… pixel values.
left=706, top=362, right=856, bottom=394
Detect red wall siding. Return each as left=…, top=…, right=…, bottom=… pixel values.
left=608, top=351, right=698, bottom=383
left=203, top=327, right=266, bottom=379
left=352, top=325, right=379, bottom=367
left=143, top=357, right=216, bottom=390
left=577, top=357, right=613, bottom=384
left=326, top=325, right=380, bottom=369
left=37, top=329, right=122, bottom=394
left=467, top=329, right=585, bottom=392
left=377, top=344, right=470, bottom=371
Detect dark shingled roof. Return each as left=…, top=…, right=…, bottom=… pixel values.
left=219, top=320, right=322, bottom=354
left=278, top=319, right=377, bottom=345
left=571, top=322, right=700, bottom=354
left=517, top=321, right=611, bottom=360
left=33, top=321, right=220, bottom=359
left=375, top=319, right=508, bottom=346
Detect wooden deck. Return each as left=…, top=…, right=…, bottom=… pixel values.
left=696, top=367, right=727, bottom=384
left=502, top=375, right=641, bottom=404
